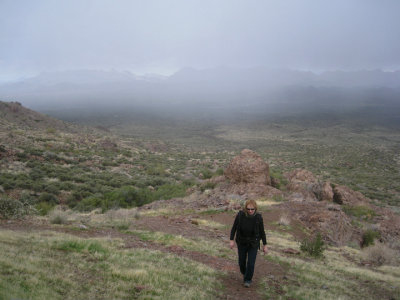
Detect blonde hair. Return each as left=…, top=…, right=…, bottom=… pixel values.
left=243, top=199, right=258, bottom=216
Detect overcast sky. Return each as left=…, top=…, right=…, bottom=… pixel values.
left=1, top=0, right=400, bottom=82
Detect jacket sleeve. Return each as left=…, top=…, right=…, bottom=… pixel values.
left=230, top=212, right=240, bottom=241
left=259, top=214, right=267, bottom=245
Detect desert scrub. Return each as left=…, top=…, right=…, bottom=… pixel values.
left=300, top=233, right=325, bottom=258
left=49, top=208, right=69, bottom=224
left=200, top=181, right=217, bottom=192
left=0, top=196, right=35, bottom=219
left=270, top=168, right=289, bottom=189
left=361, top=229, right=380, bottom=248
left=262, top=232, right=400, bottom=300
left=363, top=243, right=399, bottom=266
left=0, top=230, right=221, bottom=299
left=74, top=183, right=189, bottom=212
left=343, top=205, right=376, bottom=221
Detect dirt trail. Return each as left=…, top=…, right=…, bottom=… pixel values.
left=1, top=212, right=289, bottom=300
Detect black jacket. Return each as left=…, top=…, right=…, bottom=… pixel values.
left=230, top=210, right=267, bottom=247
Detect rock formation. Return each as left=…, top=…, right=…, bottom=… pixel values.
left=225, top=149, right=271, bottom=185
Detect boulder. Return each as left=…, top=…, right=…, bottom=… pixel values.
left=284, top=169, right=335, bottom=202
left=312, top=181, right=334, bottom=202
left=279, top=201, right=358, bottom=246
left=284, top=169, right=316, bottom=183
left=225, top=149, right=271, bottom=185
left=333, top=185, right=369, bottom=205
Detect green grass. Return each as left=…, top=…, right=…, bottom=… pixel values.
left=128, top=229, right=232, bottom=258
left=343, top=205, right=377, bottom=221
left=0, top=230, right=222, bottom=300
left=261, top=232, right=400, bottom=300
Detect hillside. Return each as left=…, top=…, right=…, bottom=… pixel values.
left=0, top=101, right=74, bottom=132
left=1, top=102, right=400, bottom=299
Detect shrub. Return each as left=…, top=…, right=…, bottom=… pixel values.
left=35, top=202, right=55, bottom=216
left=0, top=197, right=34, bottom=219
left=146, top=164, right=166, bottom=176
left=152, top=184, right=187, bottom=200
left=38, top=192, right=58, bottom=204
left=65, top=191, right=83, bottom=208
left=270, top=169, right=288, bottom=189
left=343, top=205, right=376, bottom=221
left=215, top=168, right=224, bottom=176
left=199, top=168, right=213, bottom=179
left=200, top=182, right=217, bottom=192
left=75, top=195, right=103, bottom=212
left=278, top=214, right=291, bottom=226
left=43, top=183, right=61, bottom=195
left=49, top=211, right=68, bottom=224
left=29, top=168, right=45, bottom=180
left=363, top=243, right=399, bottom=266
left=102, top=186, right=150, bottom=212
left=300, top=233, right=325, bottom=258
left=361, top=229, right=380, bottom=248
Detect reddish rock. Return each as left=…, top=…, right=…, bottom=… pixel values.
left=319, top=181, right=334, bottom=201
left=284, top=169, right=316, bottom=183
left=333, top=185, right=369, bottom=205
left=283, top=248, right=300, bottom=255
left=278, top=201, right=358, bottom=246
left=224, top=149, right=271, bottom=185
left=312, top=181, right=334, bottom=202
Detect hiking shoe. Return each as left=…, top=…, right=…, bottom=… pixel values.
left=243, top=281, right=251, bottom=288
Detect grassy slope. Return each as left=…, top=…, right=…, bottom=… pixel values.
left=1, top=104, right=400, bottom=299
left=0, top=229, right=221, bottom=299
left=1, top=205, right=399, bottom=299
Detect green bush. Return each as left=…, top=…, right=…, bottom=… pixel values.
left=38, top=192, right=58, bottom=204
left=361, top=229, right=380, bottom=248
left=145, top=164, right=166, bottom=176
left=43, top=183, right=61, bottom=195
left=215, top=168, right=224, bottom=176
left=300, top=233, right=325, bottom=258
left=75, top=195, right=103, bottom=212
left=35, top=202, right=55, bottom=216
left=65, top=192, right=83, bottom=208
left=270, top=169, right=288, bottom=189
left=199, top=168, right=213, bottom=179
left=0, top=197, right=34, bottom=219
left=101, top=186, right=150, bottom=212
left=153, top=184, right=187, bottom=200
left=343, top=205, right=376, bottom=221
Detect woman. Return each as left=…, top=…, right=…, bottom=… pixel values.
left=230, top=199, right=268, bottom=288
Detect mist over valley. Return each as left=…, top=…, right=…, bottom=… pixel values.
left=1, top=67, right=400, bottom=131
left=1, top=1, right=400, bottom=299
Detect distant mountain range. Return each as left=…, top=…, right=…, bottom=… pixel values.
left=0, top=68, right=399, bottom=125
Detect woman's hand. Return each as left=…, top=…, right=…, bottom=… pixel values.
left=229, top=240, right=235, bottom=249
left=263, top=245, right=268, bottom=254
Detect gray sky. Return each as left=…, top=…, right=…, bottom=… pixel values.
left=1, top=0, right=400, bottom=82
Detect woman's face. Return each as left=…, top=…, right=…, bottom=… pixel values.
left=246, top=204, right=256, bottom=215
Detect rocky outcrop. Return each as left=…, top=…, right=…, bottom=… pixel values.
left=313, top=181, right=334, bottom=202
left=285, top=169, right=316, bottom=183
left=279, top=201, right=359, bottom=246
left=225, top=149, right=271, bottom=185
left=333, top=185, right=369, bottom=205
left=284, top=168, right=333, bottom=202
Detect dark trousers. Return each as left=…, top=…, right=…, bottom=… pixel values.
left=237, top=243, right=258, bottom=282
